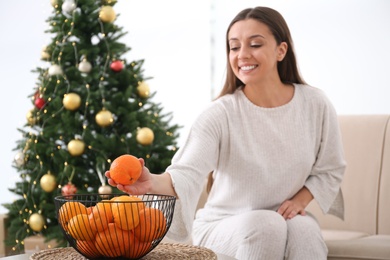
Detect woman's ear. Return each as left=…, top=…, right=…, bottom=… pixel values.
left=277, top=42, right=288, bottom=61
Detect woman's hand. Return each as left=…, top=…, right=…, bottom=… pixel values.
left=105, top=158, right=152, bottom=195
left=277, top=199, right=306, bottom=220
left=277, top=186, right=313, bottom=219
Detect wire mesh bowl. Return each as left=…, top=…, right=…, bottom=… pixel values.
left=54, top=193, right=176, bottom=259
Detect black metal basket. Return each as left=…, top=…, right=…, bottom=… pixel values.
left=54, top=193, right=176, bottom=259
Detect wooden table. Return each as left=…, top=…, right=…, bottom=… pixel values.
left=1, top=249, right=236, bottom=259
left=1, top=253, right=32, bottom=259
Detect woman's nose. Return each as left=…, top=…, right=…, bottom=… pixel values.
left=238, top=46, right=251, bottom=59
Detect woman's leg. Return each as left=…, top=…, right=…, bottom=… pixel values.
left=193, top=210, right=287, bottom=260
left=285, top=214, right=327, bottom=260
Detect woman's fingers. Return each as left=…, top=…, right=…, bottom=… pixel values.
left=277, top=200, right=306, bottom=219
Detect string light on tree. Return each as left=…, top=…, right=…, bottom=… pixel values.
left=28, top=213, right=45, bottom=232
left=110, top=60, right=123, bottom=72
left=67, top=139, right=85, bottom=156
left=103, top=0, right=117, bottom=4
left=136, top=127, right=154, bottom=145
left=63, top=93, right=81, bottom=111
left=99, top=6, right=116, bottom=23
left=137, top=81, right=150, bottom=98
left=40, top=172, right=57, bottom=193
left=95, top=109, right=114, bottom=127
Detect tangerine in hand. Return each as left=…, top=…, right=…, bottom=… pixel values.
left=110, top=154, right=142, bottom=185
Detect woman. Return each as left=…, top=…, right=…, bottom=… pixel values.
left=106, top=6, right=346, bottom=259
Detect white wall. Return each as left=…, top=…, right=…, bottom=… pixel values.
left=211, top=0, right=390, bottom=113
left=1, top=0, right=389, bottom=214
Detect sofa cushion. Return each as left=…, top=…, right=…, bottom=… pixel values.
left=326, top=235, right=390, bottom=260
left=322, top=229, right=369, bottom=241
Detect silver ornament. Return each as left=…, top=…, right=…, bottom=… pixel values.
left=62, top=0, right=77, bottom=14
left=78, top=59, right=92, bottom=73
left=48, top=64, right=63, bottom=76
left=14, top=152, right=25, bottom=166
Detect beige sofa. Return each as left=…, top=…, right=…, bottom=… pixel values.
left=306, top=114, right=390, bottom=260
left=194, top=114, right=390, bottom=260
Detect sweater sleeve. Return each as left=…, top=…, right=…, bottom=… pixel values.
left=305, top=96, right=346, bottom=219
left=164, top=103, right=224, bottom=241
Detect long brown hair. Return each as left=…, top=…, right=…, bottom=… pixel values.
left=217, top=6, right=306, bottom=99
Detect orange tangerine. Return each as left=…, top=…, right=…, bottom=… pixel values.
left=67, top=214, right=96, bottom=241
left=95, top=223, right=134, bottom=257
left=76, top=240, right=102, bottom=258
left=109, top=154, right=142, bottom=185
left=134, top=207, right=167, bottom=242
left=111, top=195, right=145, bottom=231
left=89, top=201, right=113, bottom=232
left=58, top=201, right=88, bottom=231
left=123, top=237, right=152, bottom=259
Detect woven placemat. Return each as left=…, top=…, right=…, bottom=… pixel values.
left=30, top=242, right=217, bottom=260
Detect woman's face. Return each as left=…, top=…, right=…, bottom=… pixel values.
left=228, top=19, right=287, bottom=86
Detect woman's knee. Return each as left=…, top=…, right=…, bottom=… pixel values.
left=286, top=214, right=323, bottom=239
left=285, top=215, right=327, bottom=259
left=243, top=210, right=287, bottom=239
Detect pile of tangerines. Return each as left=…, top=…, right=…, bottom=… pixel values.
left=58, top=195, right=167, bottom=259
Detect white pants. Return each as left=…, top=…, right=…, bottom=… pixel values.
left=192, top=210, right=327, bottom=260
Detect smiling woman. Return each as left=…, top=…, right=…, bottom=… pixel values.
left=211, top=0, right=390, bottom=111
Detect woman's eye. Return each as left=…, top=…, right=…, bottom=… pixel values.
left=251, top=44, right=262, bottom=48
left=230, top=46, right=240, bottom=51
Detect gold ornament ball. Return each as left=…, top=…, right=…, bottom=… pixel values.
left=99, top=6, right=116, bottom=23
left=50, top=0, right=58, bottom=8
left=29, top=213, right=45, bottom=232
left=136, top=127, right=154, bottom=146
left=67, top=139, right=85, bottom=156
left=137, top=82, right=150, bottom=98
left=95, top=109, right=114, bottom=127
left=63, top=93, right=81, bottom=111
left=41, top=47, right=50, bottom=60
left=26, top=109, right=36, bottom=125
left=40, top=173, right=57, bottom=193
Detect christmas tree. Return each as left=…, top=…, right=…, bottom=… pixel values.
left=2, top=0, right=180, bottom=254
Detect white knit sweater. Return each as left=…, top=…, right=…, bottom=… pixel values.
left=166, top=84, right=346, bottom=241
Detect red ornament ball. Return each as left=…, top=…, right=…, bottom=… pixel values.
left=110, top=60, right=123, bottom=72
left=34, top=90, right=40, bottom=100
left=35, top=97, right=46, bottom=110
left=61, top=182, right=77, bottom=196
